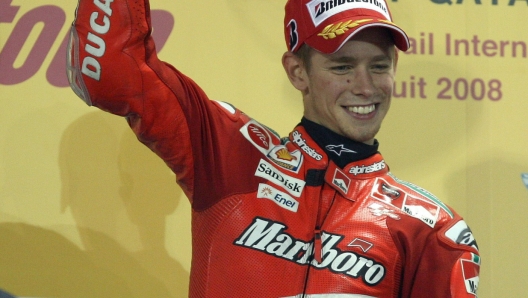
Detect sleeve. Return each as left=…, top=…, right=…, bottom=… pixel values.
left=66, top=0, right=249, bottom=207
left=442, top=219, right=481, bottom=297
left=401, top=216, right=481, bottom=297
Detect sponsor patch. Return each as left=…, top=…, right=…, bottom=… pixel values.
left=257, top=184, right=299, bottom=212
left=348, top=238, right=374, bottom=253
left=388, top=173, right=454, bottom=218
left=370, top=178, right=439, bottom=227
left=292, top=131, right=323, bottom=161
left=306, top=0, right=390, bottom=27
left=401, top=194, right=440, bottom=228
left=255, top=159, right=305, bottom=197
left=234, top=217, right=386, bottom=286
left=332, top=167, right=351, bottom=195
left=370, top=178, right=403, bottom=202
left=445, top=220, right=479, bottom=252
left=348, top=160, right=386, bottom=176
left=240, top=120, right=273, bottom=155
left=461, top=254, right=480, bottom=296
left=325, top=144, right=356, bottom=156
left=267, top=146, right=303, bottom=173
left=287, top=19, right=299, bottom=51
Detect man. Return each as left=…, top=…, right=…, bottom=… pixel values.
left=67, top=0, right=480, bottom=296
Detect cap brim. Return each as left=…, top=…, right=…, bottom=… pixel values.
left=305, top=19, right=410, bottom=54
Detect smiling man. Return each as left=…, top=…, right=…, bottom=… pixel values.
left=68, top=0, right=480, bottom=296
left=284, top=27, right=396, bottom=145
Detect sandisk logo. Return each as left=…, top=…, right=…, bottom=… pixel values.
left=79, top=0, right=115, bottom=81
left=255, top=159, right=305, bottom=197
left=234, top=217, right=386, bottom=286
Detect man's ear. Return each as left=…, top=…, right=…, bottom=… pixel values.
left=282, top=51, right=308, bottom=92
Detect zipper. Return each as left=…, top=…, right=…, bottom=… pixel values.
left=313, top=183, right=337, bottom=262
left=302, top=183, right=338, bottom=297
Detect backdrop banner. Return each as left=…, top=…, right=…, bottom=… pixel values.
left=1, top=0, right=527, bottom=297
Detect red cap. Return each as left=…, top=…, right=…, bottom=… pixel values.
left=284, top=0, right=410, bottom=54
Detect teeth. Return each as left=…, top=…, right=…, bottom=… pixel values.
left=348, top=105, right=375, bottom=114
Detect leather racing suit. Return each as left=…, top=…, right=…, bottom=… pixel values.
left=66, top=0, right=481, bottom=297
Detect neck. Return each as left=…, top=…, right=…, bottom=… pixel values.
left=300, top=117, right=379, bottom=168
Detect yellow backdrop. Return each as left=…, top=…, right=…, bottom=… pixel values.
left=1, top=0, right=527, bottom=297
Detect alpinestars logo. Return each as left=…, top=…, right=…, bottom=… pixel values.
left=234, top=217, right=386, bottom=286
left=349, top=160, right=386, bottom=175
left=326, top=144, right=356, bottom=156
left=292, top=131, right=323, bottom=161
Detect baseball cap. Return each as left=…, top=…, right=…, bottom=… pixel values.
left=284, top=0, right=410, bottom=54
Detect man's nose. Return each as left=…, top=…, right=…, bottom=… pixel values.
left=350, top=67, right=374, bottom=98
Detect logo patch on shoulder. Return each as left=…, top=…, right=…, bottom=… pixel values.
left=240, top=120, right=274, bottom=155
left=401, top=195, right=440, bottom=228
left=371, top=178, right=403, bottom=202
left=370, top=178, right=439, bottom=227
left=445, top=220, right=479, bottom=252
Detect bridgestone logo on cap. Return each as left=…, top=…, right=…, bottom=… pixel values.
left=306, top=0, right=391, bottom=27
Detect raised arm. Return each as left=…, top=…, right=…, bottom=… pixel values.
left=66, top=0, right=249, bottom=206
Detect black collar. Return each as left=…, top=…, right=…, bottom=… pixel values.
left=300, top=117, right=379, bottom=169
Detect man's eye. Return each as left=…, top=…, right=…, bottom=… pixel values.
left=331, top=65, right=352, bottom=73
left=372, top=64, right=391, bottom=72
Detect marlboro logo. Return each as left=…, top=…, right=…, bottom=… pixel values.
left=234, top=217, right=387, bottom=286
left=332, top=168, right=350, bottom=194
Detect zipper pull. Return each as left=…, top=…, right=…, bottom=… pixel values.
left=314, top=228, right=322, bottom=264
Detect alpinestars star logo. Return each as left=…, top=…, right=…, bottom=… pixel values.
left=326, top=144, right=356, bottom=156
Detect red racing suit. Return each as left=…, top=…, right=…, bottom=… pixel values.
left=67, top=0, right=481, bottom=297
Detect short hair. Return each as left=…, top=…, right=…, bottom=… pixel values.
left=293, top=44, right=314, bottom=73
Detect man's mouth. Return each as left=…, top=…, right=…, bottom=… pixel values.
left=346, top=104, right=376, bottom=115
